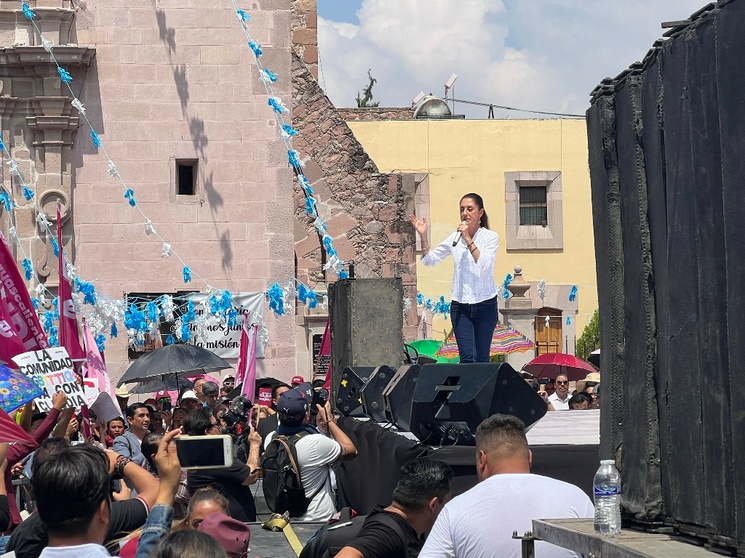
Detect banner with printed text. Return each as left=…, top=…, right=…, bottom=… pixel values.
left=12, top=348, right=96, bottom=412
left=187, top=292, right=265, bottom=359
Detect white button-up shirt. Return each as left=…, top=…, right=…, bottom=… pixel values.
left=421, top=227, right=500, bottom=304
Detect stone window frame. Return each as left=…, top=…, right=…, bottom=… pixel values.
left=170, top=157, right=200, bottom=202
left=505, top=171, right=563, bottom=251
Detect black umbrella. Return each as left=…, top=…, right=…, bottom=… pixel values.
left=127, top=377, right=195, bottom=396
left=588, top=349, right=600, bottom=367
left=118, top=344, right=232, bottom=386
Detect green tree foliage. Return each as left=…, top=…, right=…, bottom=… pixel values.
left=577, top=309, right=599, bottom=361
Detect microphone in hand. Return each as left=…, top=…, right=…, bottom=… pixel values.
left=452, top=221, right=467, bottom=247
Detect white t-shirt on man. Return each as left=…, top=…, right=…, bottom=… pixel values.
left=420, top=473, right=594, bottom=558
left=548, top=392, right=571, bottom=410
left=266, top=431, right=342, bottom=521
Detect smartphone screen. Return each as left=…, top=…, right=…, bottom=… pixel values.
left=176, top=435, right=232, bottom=469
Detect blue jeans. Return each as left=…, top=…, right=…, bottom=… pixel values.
left=450, top=296, right=498, bottom=363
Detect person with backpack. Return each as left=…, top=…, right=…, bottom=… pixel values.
left=300, top=459, right=453, bottom=558
left=263, top=387, right=357, bottom=521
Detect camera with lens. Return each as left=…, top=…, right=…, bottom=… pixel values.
left=310, top=387, right=329, bottom=415
left=222, top=395, right=252, bottom=427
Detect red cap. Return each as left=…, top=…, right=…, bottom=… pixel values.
left=291, top=375, right=304, bottom=385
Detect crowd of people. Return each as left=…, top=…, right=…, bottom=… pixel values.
left=0, top=369, right=597, bottom=558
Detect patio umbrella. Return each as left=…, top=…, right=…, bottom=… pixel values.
left=406, top=340, right=457, bottom=363
left=522, top=352, right=596, bottom=381
left=436, top=323, right=535, bottom=359
left=118, top=344, right=232, bottom=386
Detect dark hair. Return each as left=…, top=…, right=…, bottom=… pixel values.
left=142, top=432, right=164, bottom=469
left=185, top=487, right=230, bottom=523
left=569, top=393, right=592, bottom=409
left=126, top=402, right=148, bottom=419
left=392, top=459, right=453, bottom=510
left=33, top=444, right=110, bottom=538
left=32, top=437, right=72, bottom=477
left=272, top=383, right=290, bottom=400
left=31, top=412, right=48, bottom=424
left=151, top=530, right=227, bottom=558
left=475, top=414, right=529, bottom=460
left=107, top=417, right=126, bottom=428
left=182, top=407, right=214, bottom=436
left=202, top=381, right=219, bottom=397
left=461, top=193, right=489, bottom=229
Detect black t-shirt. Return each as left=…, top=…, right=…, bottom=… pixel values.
left=347, top=508, right=424, bottom=558
left=187, top=458, right=256, bottom=522
left=7, top=497, right=148, bottom=558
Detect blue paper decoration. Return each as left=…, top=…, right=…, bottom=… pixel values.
left=51, top=238, right=59, bottom=257
left=248, top=40, right=262, bottom=57
left=22, top=259, right=32, bottom=280
left=90, top=130, right=101, bottom=148
left=0, top=191, right=12, bottom=211
left=268, top=283, right=285, bottom=316
left=22, top=186, right=34, bottom=201
left=183, top=266, right=192, bottom=284
left=110, top=322, right=118, bottom=338
left=21, top=3, right=36, bottom=20
left=57, top=67, right=73, bottom=83
left=569, top=285, right=578, bottom=302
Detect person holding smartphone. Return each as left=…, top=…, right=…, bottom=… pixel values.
left=410, top=193, right=500, bottom=363
left=183, top=408, right=262, bottom=522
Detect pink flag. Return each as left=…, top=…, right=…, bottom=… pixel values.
left=237, top=315, right=258, bottom=402
left=0, top=288, right=28, bottom=363
left=82, top=319, right=117, bottom=405
left=57, top=205, right=85, bottom=361
left=0, top=231, right=48, bottom=352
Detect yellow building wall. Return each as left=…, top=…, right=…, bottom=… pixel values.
left=347, top=118, right=597, bottom=339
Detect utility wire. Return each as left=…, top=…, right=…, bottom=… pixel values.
left=451, top=97, right=585, bottom=118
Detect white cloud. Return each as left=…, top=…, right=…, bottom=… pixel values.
left=318, top=0, right=708, bottom=118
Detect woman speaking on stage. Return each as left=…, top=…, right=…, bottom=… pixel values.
left=409, top=193, right=500, bottom=363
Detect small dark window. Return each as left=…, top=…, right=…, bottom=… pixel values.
left=519, top=185, right=548, bottom=226
left=176, top=160, right=197, bottom=195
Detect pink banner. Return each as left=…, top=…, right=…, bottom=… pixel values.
left=0, top=288, right=29, bottom=364
left=0, top=232, right=48, bottom=352
left=237, top=315, right=257, bottom=402
left=57, top=206, right=85, bottom=361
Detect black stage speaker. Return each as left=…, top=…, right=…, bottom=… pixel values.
left=410, top=362, right=547, bottom=446
left=329, top=279, right=404, bottom=404
left=336, top=366, right=375, bottom=417
left=382, top=364, right=422, bottom=431
left=360, top=365, right=396, bottom=423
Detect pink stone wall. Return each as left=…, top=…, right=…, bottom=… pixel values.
left=71, top=0, right=296, bottom=381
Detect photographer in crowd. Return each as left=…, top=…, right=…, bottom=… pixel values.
left=182, top=408, right=261, bottom=522
left=266, top=387, right=358, bottom=521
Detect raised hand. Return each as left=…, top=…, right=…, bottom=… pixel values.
left=408, top=214, right=428, bottom=236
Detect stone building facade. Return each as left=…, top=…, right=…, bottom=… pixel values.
left=0, top=0, right=418, bottom=382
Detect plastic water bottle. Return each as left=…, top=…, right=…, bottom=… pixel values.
left=593, top=459, right=622, bottom=534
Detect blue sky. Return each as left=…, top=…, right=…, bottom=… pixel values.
left=317, top=0, right=709, bottom=119
left=317, top=0, right=361, bottom=24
